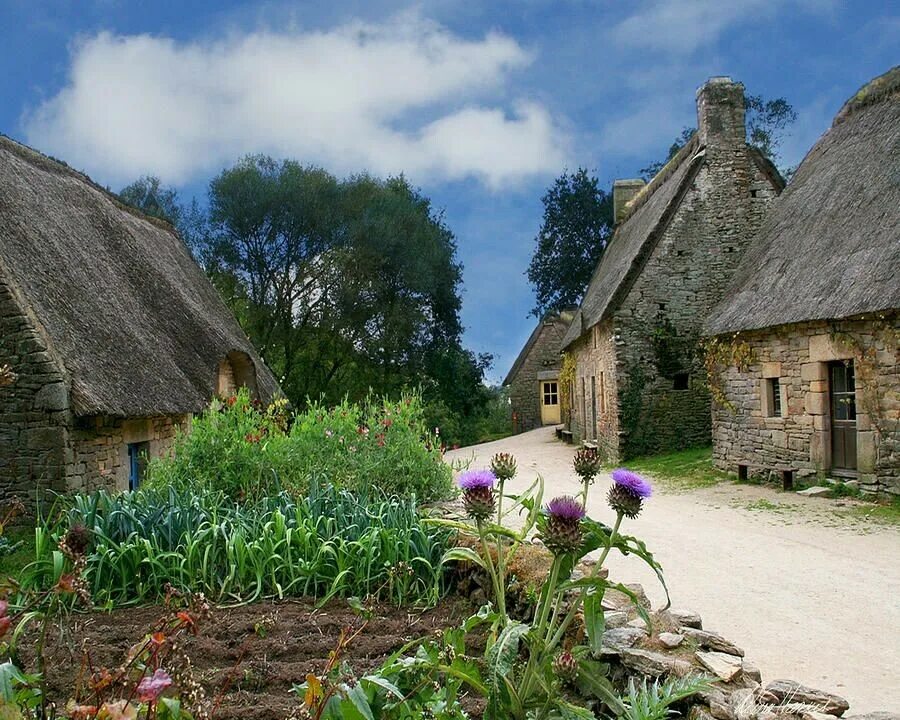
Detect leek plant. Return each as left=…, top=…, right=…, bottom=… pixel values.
left=22, top=482, right=450, bottom=607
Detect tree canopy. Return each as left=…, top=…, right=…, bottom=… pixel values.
left=526, top=168, right=614, bottom=318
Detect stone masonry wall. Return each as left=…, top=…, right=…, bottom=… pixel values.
left=611, top=82, right=780, bottom=459
left=509, top=317, right=570, bottom=434
left=69, top=414, right=188, bottom=492
left=569, top=318, right=620, bottom=459
left=0, top=273, right=70, bottom=516
left=711, top=316, right=899, bottom=495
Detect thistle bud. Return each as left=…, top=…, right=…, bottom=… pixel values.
left=553, top=650, right=578, bottom=684
left=573, top=447, right=601, bottom=483
left=457, top=470, right=496, bottom=522
left=490, top=452, right=517, bottom=481
left=541, top=496, right=585, bottom=556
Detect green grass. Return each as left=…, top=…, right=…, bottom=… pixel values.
left=841, top=495, right=900, bottom=527
left=743, top=498, right=799, bottom=514
left=0, top=525, right=36, bottom=578
left=623, top=446, right=729, bottom=491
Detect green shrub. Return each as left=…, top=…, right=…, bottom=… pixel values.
left=147, top=390, right=453, bottom=502
left=23, top=484, right=450, bottom=606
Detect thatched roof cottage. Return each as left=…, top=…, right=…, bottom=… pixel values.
left=705, top=67, right=900, bottom=495
left=559, top=77, right=783, bottom=460
left=0, top=136, right=280, bottom=511
left=504, top=309, right=574, bottom=433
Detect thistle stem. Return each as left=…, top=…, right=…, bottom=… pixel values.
left=477, top=518, right=506, bottom=624
left=548, top=512, right=623, bottom=649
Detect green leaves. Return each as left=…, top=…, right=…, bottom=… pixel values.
left=23, top=484, right=451, bottom=607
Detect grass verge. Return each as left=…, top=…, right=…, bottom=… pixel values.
left=623, top=446, right=730, bottom=491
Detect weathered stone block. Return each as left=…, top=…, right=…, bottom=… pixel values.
left=34, top=382, right=68, bottom=411
left=806, top=391, right=827, bottom=416
left=801, top=362, right=828, bottom=382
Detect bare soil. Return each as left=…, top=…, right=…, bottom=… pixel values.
left=31, top=597, right=479, bottom=719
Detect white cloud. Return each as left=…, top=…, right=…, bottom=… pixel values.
left=23, top=14, right=569, bottom=188
left=610, top=0, right=835, bottom=55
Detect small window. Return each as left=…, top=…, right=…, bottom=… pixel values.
left=542, top=381, right=559, bottom=406
left=673, top=373, right=689, bottom=390
left=767, top=378, right=782, bottom=417
left=128, top=441, right=150, bottom=490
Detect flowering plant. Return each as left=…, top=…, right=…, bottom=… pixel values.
left=431, top=454, right=670, bottom=719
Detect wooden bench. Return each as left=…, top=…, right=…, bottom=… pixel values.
left=560, top=430, right=573, bottom=444
left=737, top=464, right=797, bottom=490
left=582, top=440, right=598, bottom=450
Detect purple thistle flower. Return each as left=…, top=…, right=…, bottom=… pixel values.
left=611, top=468, right=652, bottom=498
left=457, top=469, right=496, bottom=490
left=546, top=495, right=586, bottom=522
left=541, top=495, right=585, bottom=555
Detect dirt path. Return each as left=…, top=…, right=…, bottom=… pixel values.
left=446, top=427, right=900, bottom=715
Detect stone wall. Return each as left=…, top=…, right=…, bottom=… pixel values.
left=569, top=318, right=620, bottom=458
left=68, top=414, right=188, bottom=493
left=508, top=316, right=570, bottom=434
left=609, top=79, right=780, bottom=459
left=711, top=316, right=899, bottom=495
left=0, top=272, right=70, bottom=515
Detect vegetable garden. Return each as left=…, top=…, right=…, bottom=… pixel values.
left=0, top=395, right=710, bottom=719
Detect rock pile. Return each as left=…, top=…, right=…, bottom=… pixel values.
left=596, top=584, right=893, bottom=720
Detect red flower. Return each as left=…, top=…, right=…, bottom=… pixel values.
left=137, top=669, right=173, bottom=703
left=382, top=418, right=393, bottom=428
left=376, top=433, right=386, bottom=447
left=56, top=574, right=76, bottom=593
left=0, top=616, right=10, bottom=638
left=245, top=432, right=260, bottom=443
left=226, top=395, right=237, bottom=407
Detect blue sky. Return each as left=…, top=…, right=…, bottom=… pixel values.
left=2, top=1, right=897, bottom=383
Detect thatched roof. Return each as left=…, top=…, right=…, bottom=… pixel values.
left=0, top=135, right=281, bottom=416
left=560, top=134, right=704, bottom=349
left=503, top=310, right=573, bottom=386
left=705, top=66, right=900, bottom=336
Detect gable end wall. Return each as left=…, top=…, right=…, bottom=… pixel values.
left=0, top=272, right=71, bottom=515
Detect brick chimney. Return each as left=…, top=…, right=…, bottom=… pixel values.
left=696, top=76, right=746, bottom=150
left=613, top=179, right=645, bottom=225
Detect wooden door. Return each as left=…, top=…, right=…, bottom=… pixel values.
left=540, top=381, right=561, bottom=425
left=830, top=361, right=857, bottom=474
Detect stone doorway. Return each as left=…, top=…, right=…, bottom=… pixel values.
left=829, top=360, right=857, bottom=476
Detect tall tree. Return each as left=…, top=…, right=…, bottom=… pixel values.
left=526, top=168, right=614, bottom=318
left=118, top=176, right=182, bottom=226
left=195, top=156, right=485, bottom=421
left=639, top=93, right=797, bottom=181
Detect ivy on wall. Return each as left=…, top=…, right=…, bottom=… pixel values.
left=559, top=352, right=577, bottom=428
left=702, top=334, right=755, bottom=411
left=650, top=314, right=698, bottom=379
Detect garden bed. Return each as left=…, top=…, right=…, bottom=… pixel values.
left=24, top=597, right=482, bottom=719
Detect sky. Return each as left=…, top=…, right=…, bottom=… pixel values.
left=1, top=0, right=897, bottom=383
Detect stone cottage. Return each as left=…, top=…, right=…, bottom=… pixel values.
left=704, top=67, right=900, bottom=496
left=0, top=136, right=280, bottom=512
left=559, top=77, right=783, bottom=460
left=504, top=310, right=574, bottom=433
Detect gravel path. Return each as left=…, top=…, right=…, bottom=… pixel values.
left=445, top=427, right=900, bottom=714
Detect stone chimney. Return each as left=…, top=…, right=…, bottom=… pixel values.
left=696, top=76, right=746, bottom=150
left=613, top=179, right=645, bottom=225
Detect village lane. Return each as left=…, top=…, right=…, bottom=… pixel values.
left=445, top=427, right=900, bottom=715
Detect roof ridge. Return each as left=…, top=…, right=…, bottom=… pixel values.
left=617, top=132, right=700, bottom=226
left=833, top=65, right=900, bottom=127
left=0, top=134, right=179, bottom=234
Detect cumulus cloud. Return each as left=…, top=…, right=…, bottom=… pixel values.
left=23, top=15, right=568, bottom=187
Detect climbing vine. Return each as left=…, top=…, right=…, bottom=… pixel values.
left=650, top=314, right=698, bottom=379
left=702, top=334, right=756, bottom=411
left=559, top=352, right=576, bottom=427
left=827, top=313, right=900, bottom=482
